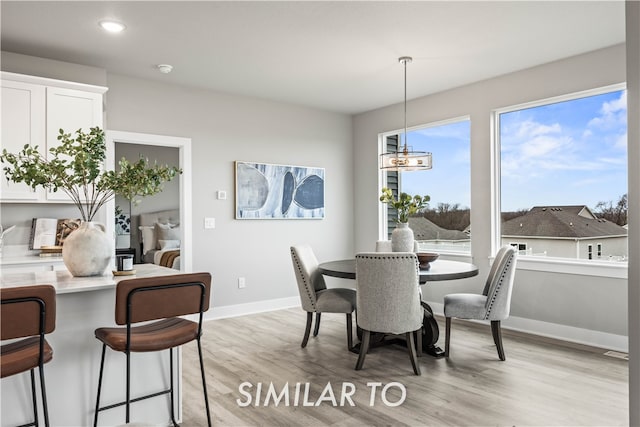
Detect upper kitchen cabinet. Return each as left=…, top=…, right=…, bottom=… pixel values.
left=0, top=72, right=107, bottom=202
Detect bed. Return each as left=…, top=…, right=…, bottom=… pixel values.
left=133, top=209, right=181, bottom=269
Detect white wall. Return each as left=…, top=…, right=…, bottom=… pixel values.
left=354, top=44, right=629, bottom=345
left=105, top=73, right=354, bottom=308
left=625, top=2, right=639, bottom=424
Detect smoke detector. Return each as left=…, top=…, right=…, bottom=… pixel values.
left=157, top=64, right=173, bottom=74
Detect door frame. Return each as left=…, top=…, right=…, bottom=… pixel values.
left=105, top=130, right=192, bottom=272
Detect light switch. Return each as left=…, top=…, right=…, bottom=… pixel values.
left=217, top=190, right=227, bottom=200
left=204, top=217, right=215, bottom=229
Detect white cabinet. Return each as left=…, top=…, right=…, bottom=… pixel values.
left=0, top=80, right=46, bottom=200
left=0, top=72, right=107, bottom=203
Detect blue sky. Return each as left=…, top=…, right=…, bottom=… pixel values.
left=399, top=89, right=627, bottom=212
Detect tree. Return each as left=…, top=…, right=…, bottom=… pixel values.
left=594, top=194, right=628, bottom=226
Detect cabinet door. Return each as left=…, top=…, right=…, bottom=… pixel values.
left=46, top=87, right=103, bottom=202
left=0, top=80, right=46, bottom=201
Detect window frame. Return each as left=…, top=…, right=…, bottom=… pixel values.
left=378, top=115, right=472, bottom=254
left=492, top=83, right=628, bottom=279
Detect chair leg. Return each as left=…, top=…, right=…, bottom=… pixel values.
left=406, top=331, right=421, bottom=376
left=30, top=369, right=39, bottom=427
left=491, top=320, right=506, bottom=361
left=197, top=337, right=213, bottom=427
left=169, top=348, right=178, bottom=426
left=301, top=312, right=313, bottom=348
left=355, top=330, right=370, bottom=370
left=313, top=313, right=321, bottom=337
left=94, top=343, right=107, bottom=427
left=445, top=317, right=452, bottom=358
left=126, top=350, right=131, bottom=423
left=416, top=327, right=423, bottom=357
left=346, top=313, right=353, bottom=351
left=38, top=361, right=50, bottom=427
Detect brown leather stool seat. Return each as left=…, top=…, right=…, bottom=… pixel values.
left=1, top=284, right=56, bottom=427
left=1, top=336, right=53, bottom=378
left=95, top=317, right=198, bottom=352
left=93, top=273, right=212, bottom=427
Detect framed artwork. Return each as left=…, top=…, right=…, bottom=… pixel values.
left=235, top=161, right=325, bottom=219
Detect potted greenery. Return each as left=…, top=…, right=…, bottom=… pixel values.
left=0, top=127, right=180, bottom=276
left=379, top=187, right=430, bottom=252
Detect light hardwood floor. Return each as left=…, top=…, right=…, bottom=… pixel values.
left=181, top=308, right=628, bottom=426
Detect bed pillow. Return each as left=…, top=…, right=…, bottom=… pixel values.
left=155, top=223, right=180, bottom=249
left=158, top=239, right=180, bottom=250
left=139, top=225, right=156, bottom=255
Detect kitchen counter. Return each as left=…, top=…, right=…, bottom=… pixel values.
left=1, top=263, right=189, bottom=426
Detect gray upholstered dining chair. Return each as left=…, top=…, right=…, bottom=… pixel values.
left=444, top=245, right=518, bottom=361
left=290, top=244, right=356, bottom=350
left=354, top=252, right=423, bottom=375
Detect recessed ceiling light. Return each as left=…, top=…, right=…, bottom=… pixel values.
left=157, top=64, right=173, bottom=74
left=99, top=20, right=126, bottom=33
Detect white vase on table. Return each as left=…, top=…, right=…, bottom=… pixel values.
left=391, top=222, right=414, bottom=252
left=62, top=221, right=112, bottom=277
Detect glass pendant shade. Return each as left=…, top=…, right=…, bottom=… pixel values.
left=380, top=147, right=432, bottom=171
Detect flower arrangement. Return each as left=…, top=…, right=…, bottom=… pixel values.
left=0, top=127, right=181, bottom=222
left=379, top=187, right=430, bottom=223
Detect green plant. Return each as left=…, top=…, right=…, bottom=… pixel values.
left=1, top=127, right=181, bottom=222
left=380, top=187, right=430, bottom=223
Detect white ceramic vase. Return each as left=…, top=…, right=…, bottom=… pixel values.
left=62, top=221, right=112, bottom=276
left=391, top=222, right=414, bottom=252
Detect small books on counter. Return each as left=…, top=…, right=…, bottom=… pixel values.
left=29, top=218, right=81, bottom=250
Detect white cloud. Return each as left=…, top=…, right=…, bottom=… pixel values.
left=588, top=91, right=627, bottom=129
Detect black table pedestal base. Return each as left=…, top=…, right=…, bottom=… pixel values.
left=352, top=301, right=445, bottom=358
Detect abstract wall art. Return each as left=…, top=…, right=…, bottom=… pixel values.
left=235, top=161, right=325, bottom=219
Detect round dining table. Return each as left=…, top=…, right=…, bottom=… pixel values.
left=318, top=258, right=479, bottom=357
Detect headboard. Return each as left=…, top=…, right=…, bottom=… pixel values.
left=131, top=209, right=180, bottom=262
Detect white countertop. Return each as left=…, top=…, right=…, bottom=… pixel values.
left=1, top=254, right=65, bottom=265
left=0, top=263, right=182, bottom=294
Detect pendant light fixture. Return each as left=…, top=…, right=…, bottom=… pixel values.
left=380, top=56, right=432, bottom=171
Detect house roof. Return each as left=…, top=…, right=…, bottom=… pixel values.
left=408, top=217, right=469, bottom=241
left=502, top=206, right=627, bottom=238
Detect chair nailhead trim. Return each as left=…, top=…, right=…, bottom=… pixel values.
left=484, top=254, right=513, bottom=320
left=291, top=249, right=317, bottom=312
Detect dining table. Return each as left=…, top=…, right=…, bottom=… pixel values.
left=318, top=258, right=479, bottom=357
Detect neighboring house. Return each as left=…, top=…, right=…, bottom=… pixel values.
left=501, top=205, right=628, bottom=260
left=409, top=217, right=471, bottom=252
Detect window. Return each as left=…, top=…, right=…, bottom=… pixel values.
left=497, top=86, right=627, bottom=263
left=381, top=118, right=471, bottom=254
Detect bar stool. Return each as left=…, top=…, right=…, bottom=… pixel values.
left=93, top=273, right=212, bottom=427
left=1, top=285, right=56, bottom=427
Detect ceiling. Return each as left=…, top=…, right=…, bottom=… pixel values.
left=0, top=1, right=626, bottom=115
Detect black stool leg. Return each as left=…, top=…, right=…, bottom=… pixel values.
left=38, top=361, right=50, bottom=427
left=169, top=348, right=178, bottom=426
left=94, top=343, right=107, bottom=427
left=197, top=337, right=212, bottom=427
left=126, top=349, right=131, bottom=423
left=30, top=369, right=39, bottom=427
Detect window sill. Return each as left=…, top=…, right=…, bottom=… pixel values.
left=429, top=250, right=626, bottom=279
left=509, top=256, right=627, bottom=279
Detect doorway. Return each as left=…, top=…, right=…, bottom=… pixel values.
left=105, top=130, right=192, bottom=272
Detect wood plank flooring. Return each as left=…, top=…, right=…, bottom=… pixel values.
left=181, top=308, right=628, bottom=426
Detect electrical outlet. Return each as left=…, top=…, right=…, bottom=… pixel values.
left=238, top=277, right=246, bottom=288
left=204, top=217, right=215, bottom=229
left=217, top=190, right=227, bottom=200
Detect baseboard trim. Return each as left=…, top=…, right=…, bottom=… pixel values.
left=206, top=296, right=300, bottom=321
left=427, top=302, right=628, bottom=353
left=204, top=297, right=628, bottom=353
